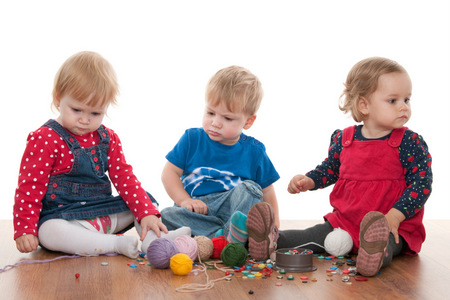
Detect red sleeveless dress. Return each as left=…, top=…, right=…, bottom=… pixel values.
left=324, top=126, right=425, bottom=255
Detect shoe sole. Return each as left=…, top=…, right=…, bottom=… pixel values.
left=247, top=202, right=277, bottom=261
left=356, top=211, right=389, bottom=276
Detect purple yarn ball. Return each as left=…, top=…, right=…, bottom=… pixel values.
left=147, top=238, right=179, bottom=269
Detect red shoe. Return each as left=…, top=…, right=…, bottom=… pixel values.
left=356, top=211, right=390, bottom=276
left=247, top=202, right=278, bottom=261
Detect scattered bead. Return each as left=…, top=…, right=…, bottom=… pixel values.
left=342, top=276, right=350, bottom=282
left=129, top=264, right=137, bottom=268
left=275, top=282, right=283, bottom=286
left=248, top=290, right=254, bottom=294
left=355, top=276, right=368, bottom=281
left=300, top=276, right=308, bottom=280
left=277, top=275, right=283, bottom=279
left=312, top=278, right=317, bottom=282
left=279, top=269, right=286, bottom=274
left=225, top=278, right=232, bottom=281
left=287, top=275, right=294, bottom=280
left=75, top=273, right=80, bottom=279
left=101, top=262, right=109, bottom=266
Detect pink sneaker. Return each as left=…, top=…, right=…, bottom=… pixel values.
left=356, top=211, right=390, bottom=276
left=247, top=202, right=278, bottom=261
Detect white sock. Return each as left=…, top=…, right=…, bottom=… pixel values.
left=139, top=226, right=192, bottom=254
left=39, top=219, right=139, bottom=259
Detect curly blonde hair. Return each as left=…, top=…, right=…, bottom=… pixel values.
left=206, top=66, right=263, bottom=116
left=339, top=57, right=406, bottom=122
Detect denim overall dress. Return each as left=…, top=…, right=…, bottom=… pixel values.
left=38, top=120, right=156, bottom=228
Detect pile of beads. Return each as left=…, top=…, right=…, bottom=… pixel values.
left=233, top=260, right=274, bottom=278
left=284, top=249, right=313, bottom=255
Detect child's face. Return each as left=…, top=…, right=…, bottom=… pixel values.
left=362, top=72, right=412, bottom=135
left=202, top=101, right=256, bottom=145
left=56, top=94, right=107, bottom=136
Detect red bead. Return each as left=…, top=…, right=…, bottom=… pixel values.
left=75, top=273, right=80, bottom=278
left=225, top=271, right=230, bottom=276
left=355, top=276, right=368, bottom=281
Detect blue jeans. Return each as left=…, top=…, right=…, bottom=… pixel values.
left=161, top=180, right=263, bottom=238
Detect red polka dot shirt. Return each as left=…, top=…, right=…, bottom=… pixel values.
left=13, top=124, right=160, bottom=239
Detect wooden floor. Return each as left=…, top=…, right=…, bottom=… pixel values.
left=1, top=219, right=449, bottom=300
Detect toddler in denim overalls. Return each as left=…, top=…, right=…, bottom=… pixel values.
left=13, top=52, right=190, bottom=258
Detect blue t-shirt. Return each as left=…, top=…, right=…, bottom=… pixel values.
left=166, top=128, right=280, bottom=197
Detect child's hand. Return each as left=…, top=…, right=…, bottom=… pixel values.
left=180, top=199, right=208, bottom=215
left=385, top=208, right=406, bottom=244
left=15, top=234, right=39, bottom=253
left=139, top=215, right=168, bottom=241
left=287, top=174, right=315, bottom=194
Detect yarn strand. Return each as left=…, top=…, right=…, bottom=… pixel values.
left=175, top=256, right=233, bottom=293
left=0, top=255, right=81, bottom=273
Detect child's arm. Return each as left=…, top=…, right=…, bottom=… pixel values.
left=106, top=129, right=161, bottom=221
left=288, top=130, right=342, bottom=194
left=161, top=161, right=208, bottom=215
left=262, top=184, right=280, bottom=228
left=389, top=130, right=432, bottom=242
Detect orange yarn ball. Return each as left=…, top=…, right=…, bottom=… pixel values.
left=211, top=236, right=228, bottom=259
left=170, top=253, right=193, bottom=276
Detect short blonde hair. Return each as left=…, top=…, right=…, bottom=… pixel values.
left=52, top=51, right=118, bottom=109
left=339, top=57, right=406, bottom=122
left=206, top=66, right=263, bottom=116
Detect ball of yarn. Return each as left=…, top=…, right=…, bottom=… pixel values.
left=174, top=235, right=198, bottom=261
left=193, top=236, right=214, bottom=261
left=170, top=253, right=193, bottom=276
left=220, top=242, right=248, bottom=267
left=147, top=238, right=179, bottom=269
left=324, top=228, right=353, bottom=257
left=211, top=236, right=228, bottom=259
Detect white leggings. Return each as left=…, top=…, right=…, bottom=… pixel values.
left=39, top=211, right=138, bottom=258
left=38, top=211, right=191, bottom=258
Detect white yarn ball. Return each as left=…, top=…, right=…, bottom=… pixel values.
left=324, top=228, right=353, bottom=257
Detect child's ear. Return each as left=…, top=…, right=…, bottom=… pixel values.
left=243, top=115, right=257, bottom=130
left=358, top=97, right=369, bottom=115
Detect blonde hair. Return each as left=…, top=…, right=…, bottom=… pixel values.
left=52, top=51, right=119, bottom=109
left=206, top=66, right=263, bottom=116
left=339, top=57, right=406, bottom=122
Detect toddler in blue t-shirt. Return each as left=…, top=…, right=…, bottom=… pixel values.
left=161, top=66, right=280, bottom=246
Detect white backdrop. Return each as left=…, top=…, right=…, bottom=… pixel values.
left=1, top=1, right=448, bottom=220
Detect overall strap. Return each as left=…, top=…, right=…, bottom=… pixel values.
left=96, top=125, right=110, bottom=145
left=388, top=127, right=407, bottom=148
left=43, top=119, right=81, bottom=150
left=342, top=125, right=356, bottom=148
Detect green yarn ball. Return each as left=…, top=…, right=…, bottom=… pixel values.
left=220, top=242, right=248, bottom=267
